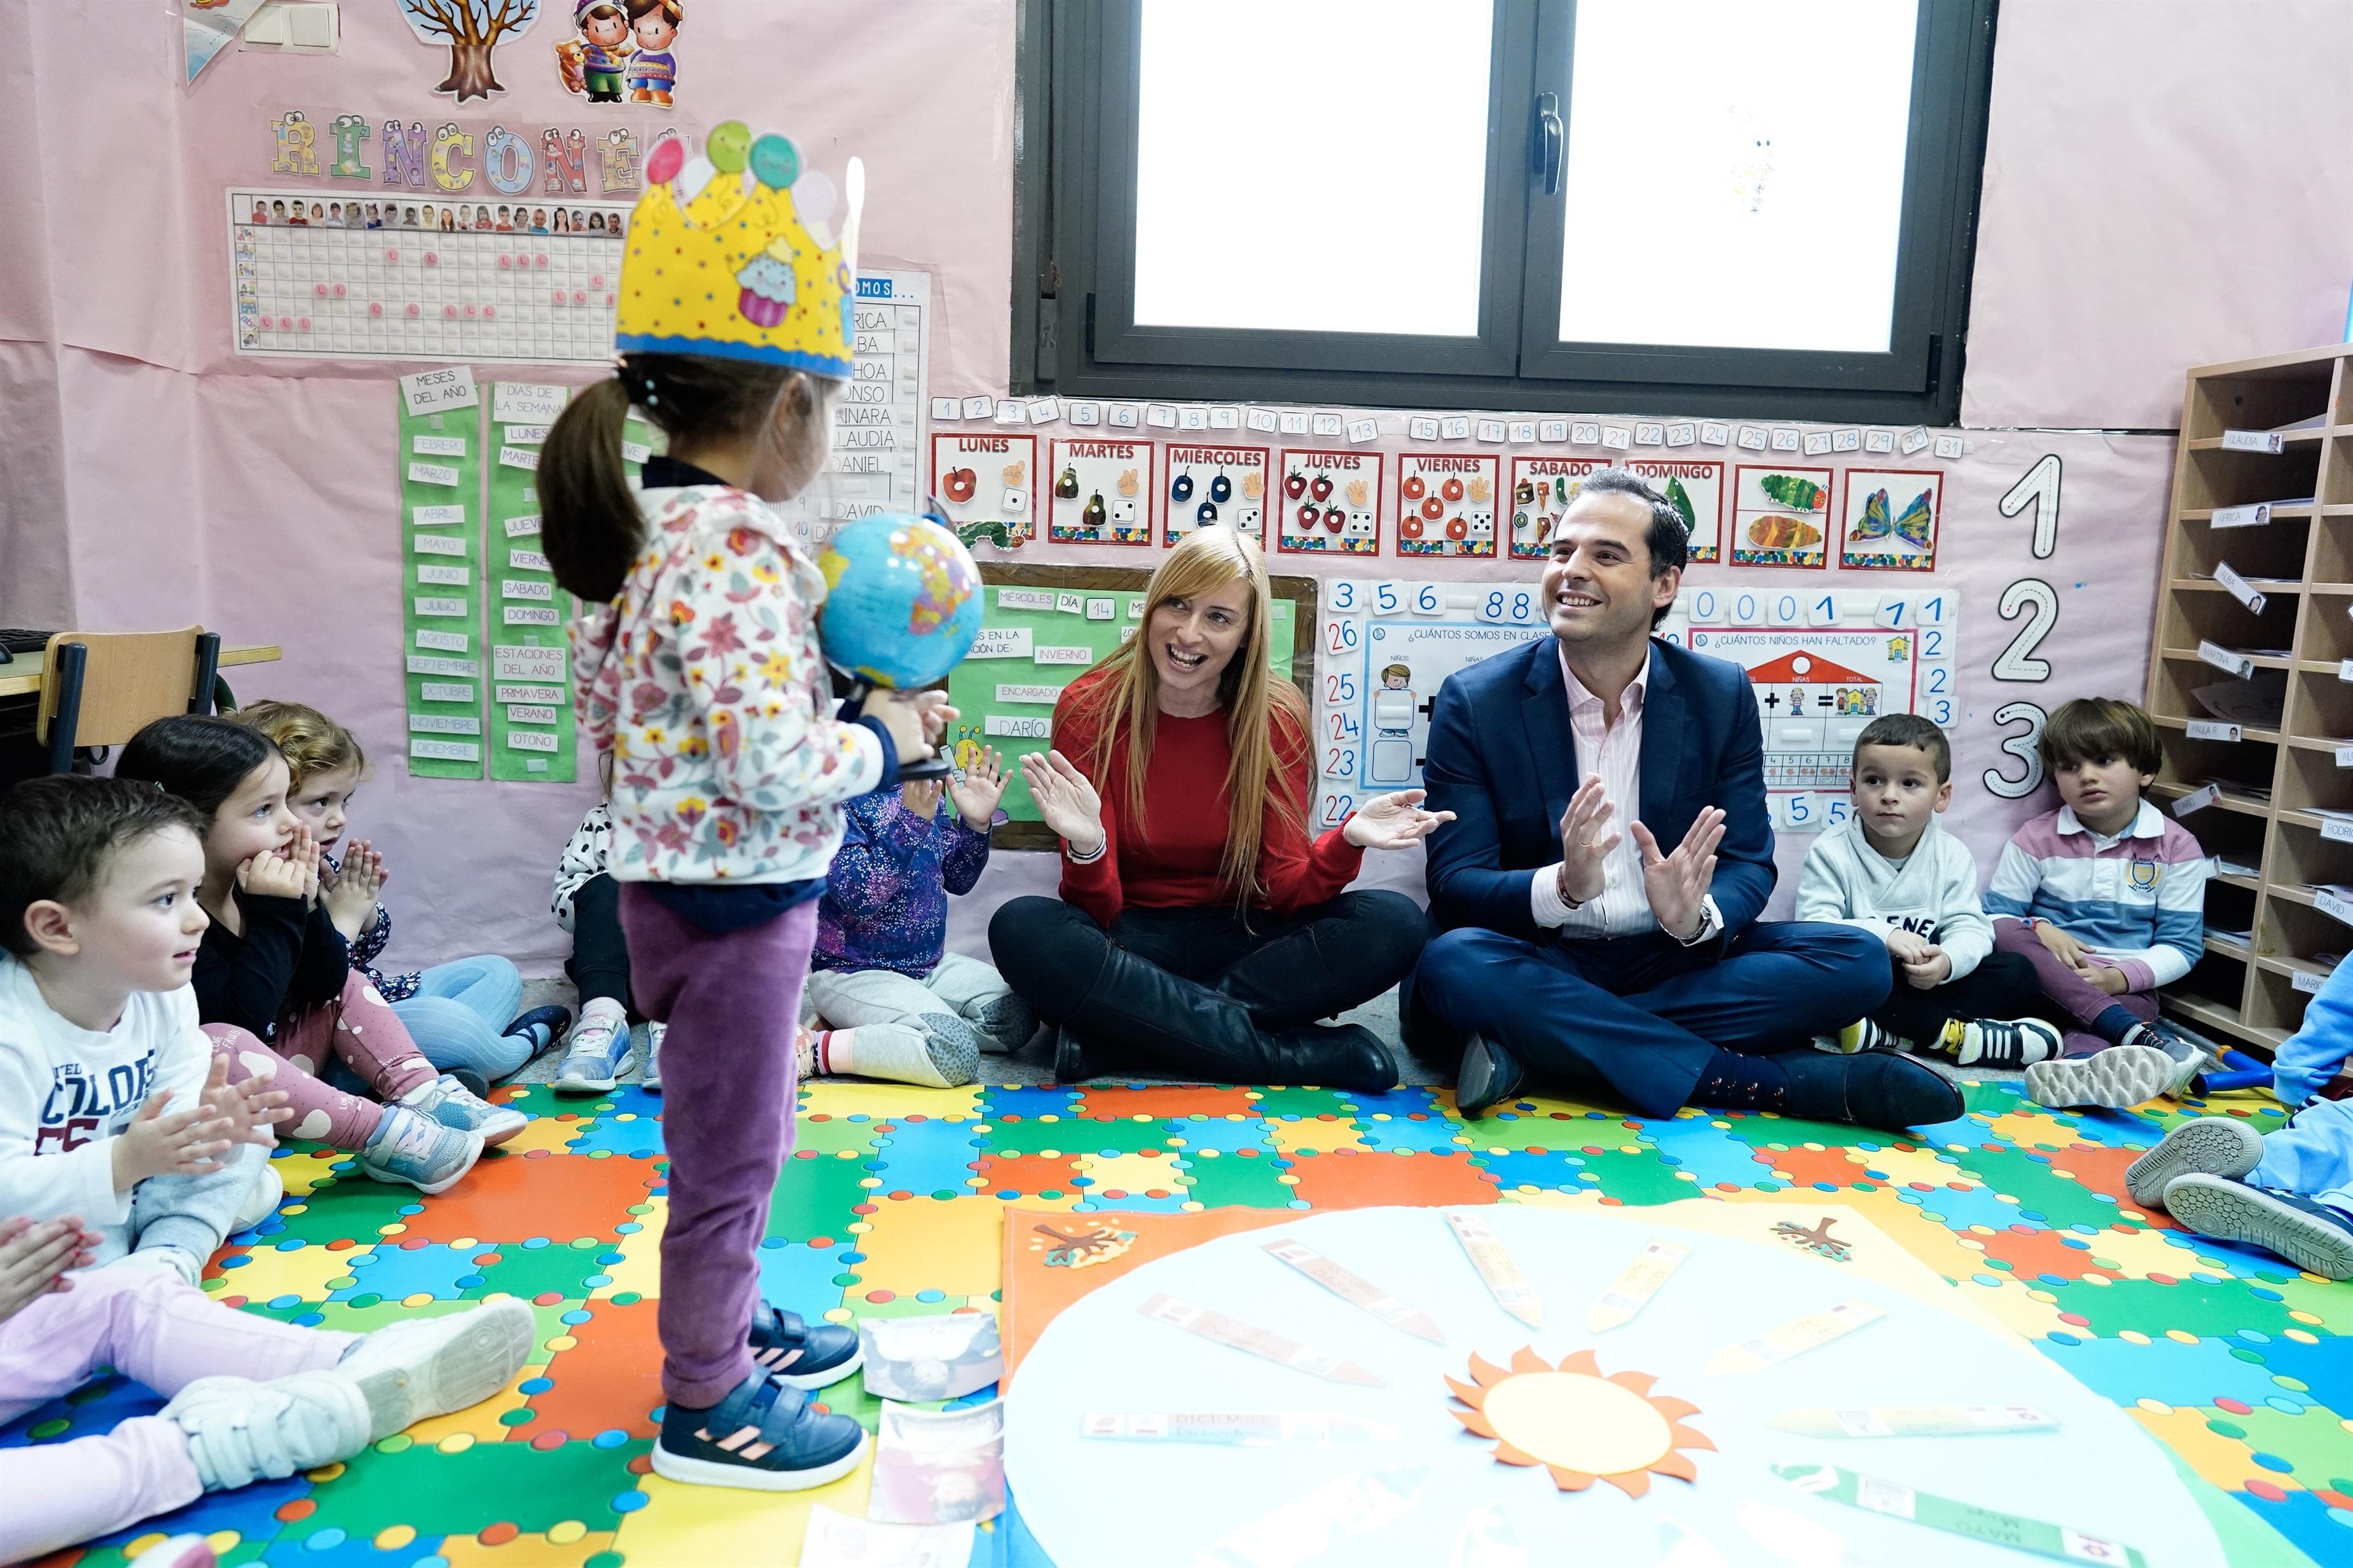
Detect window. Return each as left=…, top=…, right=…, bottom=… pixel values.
left=1014, top=0, right=1996, bottom=423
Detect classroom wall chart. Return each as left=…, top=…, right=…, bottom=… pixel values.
left=391, top=368, right=646, bottom=784
left=777, top=272, right=932, bottom=550
left=232, top=189, right=633, bottom=364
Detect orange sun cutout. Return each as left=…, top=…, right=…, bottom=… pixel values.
left=1447, top=1347, right=1713, bottom=1497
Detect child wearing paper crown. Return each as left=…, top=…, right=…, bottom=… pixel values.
left=540, top=120, right=944, bottom=1493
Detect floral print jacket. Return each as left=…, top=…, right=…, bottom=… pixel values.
left=571, top=483, right=884, bottom=884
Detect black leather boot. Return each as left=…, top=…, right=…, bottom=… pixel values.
left=1060, top=940, right=1397, bottom=1092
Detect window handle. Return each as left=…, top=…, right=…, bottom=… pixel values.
left=1531, top=92, right=1563, bottom=197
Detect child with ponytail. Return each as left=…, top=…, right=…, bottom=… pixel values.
left=541, top=121, right=944, bottom=1492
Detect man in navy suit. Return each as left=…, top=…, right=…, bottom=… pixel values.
left=1403, top=471, right=1961, bottom=1131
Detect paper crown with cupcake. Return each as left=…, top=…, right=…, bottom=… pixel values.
left=614, top=121, right=864, bottom=378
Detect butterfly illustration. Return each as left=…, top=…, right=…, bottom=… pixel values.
left=1894, top=490, right=1934, bottom=549
left=1850, top=488, right=1892, bottom=542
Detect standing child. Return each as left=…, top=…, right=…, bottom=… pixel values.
left=541, top=120, right=942, bottom=1491
left=2122, top=959, right=2353, bottom=1279
left=549, top=790, right=662, bottom=1094
left=624, top=0, right=681, bottom=106
left=805, top=747, right=1036, bottom=1087
left=116, top=719, right=516, bottom=1192
left=1799, top=715, right=2061, bottom=1068
left=0, top=1210, right=532, bottom=1563
left=1984, top=698, right=2211, bottom=1109
left=234, top=701, right=567, bottom=1087
left=0, top=777, right=291, bottom=1283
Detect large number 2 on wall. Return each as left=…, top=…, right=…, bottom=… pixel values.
left=1992, top=579, right=2057, bottom=682
left=1984, top=702, right=2048, bottom=799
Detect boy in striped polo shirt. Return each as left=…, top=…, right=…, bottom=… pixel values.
left=1985, top=698, right=2211, bottom=1109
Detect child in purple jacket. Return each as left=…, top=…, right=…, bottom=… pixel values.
left=804, top=748, right=1037, bottom=1087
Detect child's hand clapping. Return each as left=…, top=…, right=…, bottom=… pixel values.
left=948, top=746, right=1008, bottom=830
left=197, top=1054, right=291, bottom=1150
left=322, top=838, right=387, bottom=942
left=899, top=780, right=945, bottom=819
left=111, top=1085, right=236, bottom=1191
left=0, top=1216, right=99, bottom=1324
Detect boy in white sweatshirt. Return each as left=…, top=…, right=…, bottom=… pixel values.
left=0, top=776, right=290, bottom=1281
left=1798, top=715, right=2062, bottom=1069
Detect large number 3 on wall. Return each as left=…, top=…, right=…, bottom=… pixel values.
left=1984, top=702, right=2048, bottom=799
left=1992, top=579, right=2057, bottom=682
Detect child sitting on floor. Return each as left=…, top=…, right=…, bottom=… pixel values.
left=0, top=1209, right=532, bottom=1562
left=549, top=787, right=661, bottom=1094
left=116, top=717, right=516, bottom=1193
left=1984, top=697, right=2211, bottom=1111
left=0, top=776, right=290, bottom=1283
left=804, top=746, right=1037, bottom=1087
left=2122, top=959, right=2353, bottom=1279
left=235, top=701, right=567, bottom=1088
left=1800, top=715, right=2062, bottom=1069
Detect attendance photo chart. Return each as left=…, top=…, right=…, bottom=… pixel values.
left=231, top=190, right=632, bottom=364
left=1313, top=579, right=1955, bottom=834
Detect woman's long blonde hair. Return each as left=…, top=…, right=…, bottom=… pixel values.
left=1069, top=528, right=1307, bottom=902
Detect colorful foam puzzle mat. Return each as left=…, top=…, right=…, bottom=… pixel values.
left=6, top=1075, right=2350, bottom=1566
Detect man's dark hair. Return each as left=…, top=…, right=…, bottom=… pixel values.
left=1568, top=467, right=1689, bottom=628
left=0, top=776, right=205, bottom=958
left=1853, top=713, right=1952, bottom=784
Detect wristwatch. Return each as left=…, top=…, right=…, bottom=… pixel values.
left=1671, top=899, right=1718, bottom=947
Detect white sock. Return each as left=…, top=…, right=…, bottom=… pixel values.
left=579, top=996, right=626, bottom=1029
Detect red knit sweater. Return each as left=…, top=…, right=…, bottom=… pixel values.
left=1052, top=668, right=1362, bottom=927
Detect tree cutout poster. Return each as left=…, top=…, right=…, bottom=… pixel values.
left=397, top=0, right=543, bottom=103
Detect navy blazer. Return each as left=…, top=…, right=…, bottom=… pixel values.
left=1420, top=635, right=1775, bottom=946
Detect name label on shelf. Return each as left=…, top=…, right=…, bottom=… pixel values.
left=2319, top=891, right=2353, bottom=928
left=2211, top=502, right=2271, bottom=529
left=2325, top=819, right=2353, bottom=845
left=2212, top=563, right=2266, bottom=614
left=2197, top=640, right=2254, bottom=678
left=2221, top=429, right=2286, bottom=453
left=2185, top=719, right=2242, bottom=743
left=2294, top=969, right=2328, bottom=995
left=2172, top=783, right=2220, bottom=816
left=2337, top=745, right=2353, bottom=768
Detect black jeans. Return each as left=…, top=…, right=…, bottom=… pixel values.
left=567, top=872, right=635, bottom=1014
left=1871, top=949, right=2045, bottom=1046
left=988, top=891, right=1430, bottom=1071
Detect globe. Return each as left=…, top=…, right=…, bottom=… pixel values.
left=815, top=514, right=983, bottom=690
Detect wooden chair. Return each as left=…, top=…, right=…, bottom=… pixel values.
left=38, top=628, right=222, bottom=773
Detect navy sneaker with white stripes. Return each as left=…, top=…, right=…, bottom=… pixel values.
left=748, top=1300, right=863, bottom=1389
left=652, top=1368, right=868, bottom=1491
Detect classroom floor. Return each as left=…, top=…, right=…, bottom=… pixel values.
left=8, top=1046, right=2350, bottom=1567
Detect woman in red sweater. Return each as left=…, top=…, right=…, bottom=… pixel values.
left=988, top=530, right=1449, bottom=1090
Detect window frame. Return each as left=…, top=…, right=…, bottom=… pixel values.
left=1012, top=0, right=1998, bottom=424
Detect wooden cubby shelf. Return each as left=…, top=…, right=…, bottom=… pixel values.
left=2149, top=341, right=2353, bottom=1072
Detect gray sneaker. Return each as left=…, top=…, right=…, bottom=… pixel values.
left=554, top=1008, right=630, bottom=1095
left=641, top=1021, right=664, bottom=1092
left=163, top=1372, right=369, bottom=1492
left=2126, top=1117, right=2265, bottom=1209
left=2163, top=1174, right=2353, bottom=1280
left=359, top=1105, right=484, bottom=1195
left=404, top=1075, right=528, bottom=1146
left=336, top=1298, right=534, bottom=1440
left=2023, top=1044, right=2175, bottom=1110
